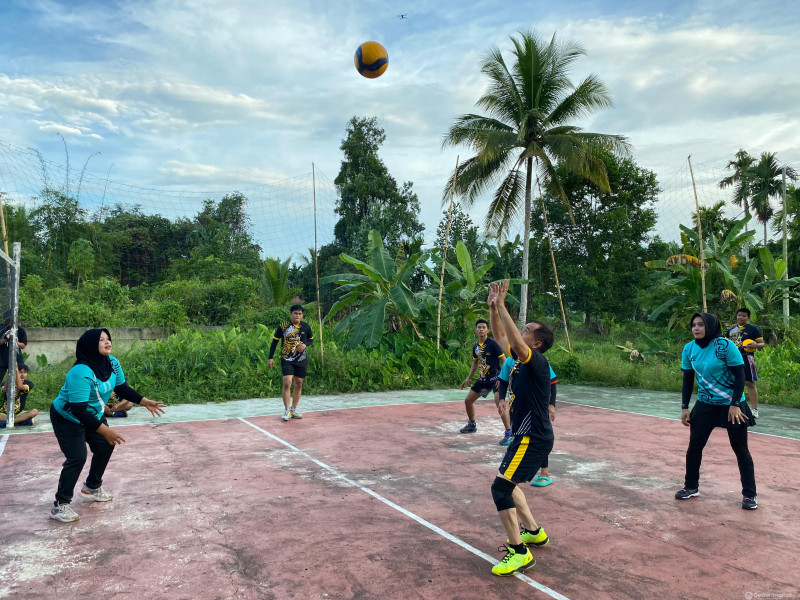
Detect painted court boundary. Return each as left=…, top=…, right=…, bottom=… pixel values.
left=558, top=400, right=800, bottom=441
left=238, top=417, right=571, bottom=600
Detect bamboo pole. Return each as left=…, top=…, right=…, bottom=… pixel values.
left=687, top=156, right=708, bottom=312
left=312, top=163, right=324, bottom=367
left=0, top=191, right=10, bottom=286
left=436, top=156, right=459, bottom=351
left=782, top=166, right=789, bottom=325
left=536, top=176, right=572, bottom=352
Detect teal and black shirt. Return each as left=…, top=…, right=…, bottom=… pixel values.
left=52, top=355, right=142, bottom=430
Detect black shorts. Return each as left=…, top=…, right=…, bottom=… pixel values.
left=498, top=435, right=554, bottom=484
left=281, top=360, right=307, bottom=378
left=471, top=377, right=498, bottom=398
left=743, top=354, right=758, bottom=382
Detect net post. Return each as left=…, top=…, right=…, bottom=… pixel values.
left=312, top=163, right=324, bottom=367
left=4, top=242, right=21, bottom=428
left=687, top=155, right=708, bottom=312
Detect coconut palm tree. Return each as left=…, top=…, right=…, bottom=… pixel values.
left=442, top=30, right=630, bottom=324
left=746, top=152, right=798, bottom=245
left=719, top=149, right=756, bottom=213
left=718, top=149, right=756, bottom=257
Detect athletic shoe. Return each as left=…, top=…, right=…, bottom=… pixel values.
left=459, top=421, right=477, bottom=433
left=675, top=487, right=700, bottom=500
left=752, top=408, right=759, bottom=418
left=80, top=485, right=113, bottom=502
left=50, top=503, right=80, bottom=522
left=111, top=411, right=128, bottom=418
left=741, top=496, right=758, bottom=510
left=290, top=408, right=303, bottom=419
left=17, top=417, right=34, bottom=426
left=520, top=525, right=549, bottom=546
left=491, top=545, right=535, bottom=576
left=499, top=430, right=513, bottom=446
left=281, top=409, right=291, bottom=421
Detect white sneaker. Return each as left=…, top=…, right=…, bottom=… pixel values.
left=752, top=408, right=759, bottom=418
left=50, top=503, right=80, bottom=522
left=80, top=484, right=113, bottom=502
left=290, top=408, right=303, bottom=419
left=281, top=409, right=291, bottom=421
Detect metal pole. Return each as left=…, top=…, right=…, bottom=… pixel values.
left=436, top=156, right=459, bottom=351
left=782, top=166, right=789, bottom=325
left=687, top=156, right=708, bottom=312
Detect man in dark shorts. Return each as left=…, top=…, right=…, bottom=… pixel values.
left=458, top=319, right=508, bottom=441
left=486, top=280, right=554, bottom=576
left=268, top=305, right=314, bottom=421
left=727, top=307, right=765, bottom=418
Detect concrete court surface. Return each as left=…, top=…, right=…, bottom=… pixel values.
left=1, top=385, right=798, bottom=600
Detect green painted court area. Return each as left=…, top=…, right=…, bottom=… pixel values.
left=6, top=384, right=799, bottom=441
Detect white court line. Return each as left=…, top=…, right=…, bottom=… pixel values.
left=0, top=434, right=8, bottom=458
left=558, top=400, right=800, bottom=441
left=239, top=417, right=571, bottom=600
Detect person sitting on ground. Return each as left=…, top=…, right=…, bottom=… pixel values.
left=0, top=363, right=38, bottom=427
left=103, top=391, right=135, bottom=418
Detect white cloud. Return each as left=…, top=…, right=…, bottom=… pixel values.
left=1, top=0, right=798, bottom=249
left=159, top=160, right=290, bottom=185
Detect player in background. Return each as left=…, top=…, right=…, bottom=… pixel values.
left=458, top=318, right=509, bottom=443
left=269, top=304, right=314, bottom=421
left=726, top=307, right=765, bottom=418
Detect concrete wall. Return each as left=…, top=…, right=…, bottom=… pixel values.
left=23, top=327, right=167, bottom=368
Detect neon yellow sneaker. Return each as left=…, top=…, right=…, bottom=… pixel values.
left=491, top=546, right=535, bottom=576
left=507, top=525, right=549, bottom=546
left=520, top=525, right=549, bottom=546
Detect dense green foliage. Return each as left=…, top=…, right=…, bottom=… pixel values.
left=24, top=323, right=800, bottom=415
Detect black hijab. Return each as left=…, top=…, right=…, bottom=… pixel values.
left=690, top=312, right=722, bottom=348
left=75, top=328, right=113, bottom=381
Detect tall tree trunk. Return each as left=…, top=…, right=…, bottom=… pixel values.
left=518, top=158, right=533, bottom=328
left=743, top=206, right=750, bottom=261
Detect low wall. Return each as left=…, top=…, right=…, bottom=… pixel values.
left=23, top=327, right=168, bottom=368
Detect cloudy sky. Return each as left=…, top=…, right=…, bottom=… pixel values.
left=1, top=0, right=799, bottom=250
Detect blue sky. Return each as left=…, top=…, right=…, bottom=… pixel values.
left=1, top=0, right=799, bottom=248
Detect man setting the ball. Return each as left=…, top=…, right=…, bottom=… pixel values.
left=727, top=307, right=765, bottom=418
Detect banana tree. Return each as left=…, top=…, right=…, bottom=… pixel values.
left=678, top=214, right=755, bottom=265
left=417, top=240, right=522, bottom=332
left=322, top=230, right=423, bottom=349
left=751, top=248, right=800, bottom=313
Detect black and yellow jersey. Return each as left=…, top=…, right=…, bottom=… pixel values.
left=269, top=321, right=314, bottom=362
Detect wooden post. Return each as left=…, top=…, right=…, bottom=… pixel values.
left=536, top=177, right=572, bottom=352
left=782, top=166, right=789, bottom=325
left=687, top=156, right=708, bottom=312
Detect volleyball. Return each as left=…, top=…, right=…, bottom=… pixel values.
left=742, top=339, right=756, bottom=352
left=354, top=41, right=388, bottom=79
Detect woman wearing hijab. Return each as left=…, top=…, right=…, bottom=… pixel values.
left=675, top=313, right=757, bottom=509
left=49, top=329, right=165, bottom=522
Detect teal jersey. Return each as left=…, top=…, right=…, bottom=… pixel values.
left=52, top=356, right=126, bottom=424
left=499, top=356, right=556, bottom=384
left=681, top=338, right=744, bottom=406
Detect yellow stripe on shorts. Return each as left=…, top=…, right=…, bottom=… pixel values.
left=503, top=435, right=530, bottom=479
